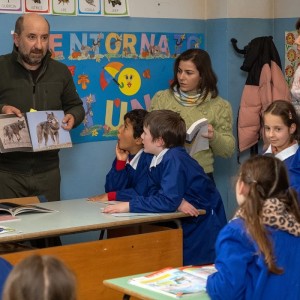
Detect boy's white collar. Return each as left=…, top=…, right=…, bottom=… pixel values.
left=126, top=148, right=144, bottom=170
left=150, top=148, right=169, bottom=168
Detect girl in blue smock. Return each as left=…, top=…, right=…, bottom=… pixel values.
left=206, top=155, right=300, bottom=300
left=263, top=100, right=300, bottom=199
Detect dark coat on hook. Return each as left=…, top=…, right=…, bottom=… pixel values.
left=237, top=36, right=291, bottom=153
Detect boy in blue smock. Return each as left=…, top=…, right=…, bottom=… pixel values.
left=104, top=109, right=227, bottom=265
left=89, top=109, right=153, bottom=201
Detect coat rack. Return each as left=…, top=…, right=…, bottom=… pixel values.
left=230, top=38, right=247, bottom=55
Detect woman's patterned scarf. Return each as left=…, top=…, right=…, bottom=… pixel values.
left=173, top=85, right=205, bottom=107
left=235, top=198, right=300, bottom=237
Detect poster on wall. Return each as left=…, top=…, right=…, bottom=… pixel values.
left=25, top=0, right=51, bottom=14
left=103, top=0, right=129, bottom=16
left=52, top=0, right=76, bottom=16
left=49, top=31, right=204, bottom=144
left=0, top=0, right=22, bottom=13
left=285, top=30, right=300, bottom=87
left=77, top=0, right=101, bottom=16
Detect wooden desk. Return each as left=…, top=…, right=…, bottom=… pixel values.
left=103, top=273, right=210, bottom=300
left=0, top=198, right=206, bottom=300
left=0, top=198, right=205, bottom=242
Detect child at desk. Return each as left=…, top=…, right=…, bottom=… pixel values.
left=89, top=109, right=153, bottom=201
left=103, top=109, right=227, bottom=265
left=0, top=258, right=12, bottom=300
left=263, top=100, right=300, bottom=199
left=206, top=155, right=300, bottom=299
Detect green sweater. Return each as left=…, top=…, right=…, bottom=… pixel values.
left=150, top=89, right=235, bottom=173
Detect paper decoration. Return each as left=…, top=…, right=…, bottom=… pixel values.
left=285, top=30, right=300, bottom=88
left=103, top=0, right=129, bottom=17
left=77, top=0, right=101, bottom=16
left=0, top=0, right=22, bottom=13
left=52, top=0, right=76, bottom=16
left=25, top=0, right=51, bottom=14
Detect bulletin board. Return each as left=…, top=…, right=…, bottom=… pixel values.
left=49, top=31, right=204, bottom=143
left=285, top=30, right=300, bottom=87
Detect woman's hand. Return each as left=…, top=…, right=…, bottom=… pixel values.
left=201, top=124, right=215, bottom=140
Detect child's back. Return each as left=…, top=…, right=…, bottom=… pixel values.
left=149, top=147, right=226, bottom=265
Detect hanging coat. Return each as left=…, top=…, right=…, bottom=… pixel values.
left=238, top=36, right=291, bottom=153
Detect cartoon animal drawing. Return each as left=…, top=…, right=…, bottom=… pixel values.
left=3, top=120, right=26, bottom=144
left=86, top=0, right=95, bottom=6
left=36, top=112, right=60, bottom=147
left=149, top=45, right=161, bottom=57
left=108, top=0, right=121, bottom=7
left=58, top=0, right=69, bottom=4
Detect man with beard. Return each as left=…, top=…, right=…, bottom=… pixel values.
left=0, top=14, right=84, bottom=222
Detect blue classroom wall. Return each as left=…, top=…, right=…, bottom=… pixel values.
left=0, top=14, right=296, bottom=226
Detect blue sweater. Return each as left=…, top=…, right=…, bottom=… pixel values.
left=130, top=147, right=227, bottom=265
left=206, top=218, right=300, bottom=300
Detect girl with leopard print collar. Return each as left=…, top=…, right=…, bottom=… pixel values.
left=206, top=155, right=300, bottom=300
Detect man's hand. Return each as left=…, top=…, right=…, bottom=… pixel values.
left=61, top=113, right=75, bottom=131
left=103, top=202, right=129, bottom=213
left=2, top=105, right=22, bottom=117
left=88, top=193, right=108, bottom=202
left=178, top=199, right=200, bottom=217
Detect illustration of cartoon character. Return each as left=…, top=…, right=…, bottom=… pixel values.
left=149, top=45, right=161, bottom=57
left=108, top=0, right=121, bottom=7
left=86, top=0, right=95, bottom=6
left=58, top=0, right=69, bottom=4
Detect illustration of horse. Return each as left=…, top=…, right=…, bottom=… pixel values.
left=3, top=120, right=26, bottom=144
left=37, top=112, right=60, bottom=147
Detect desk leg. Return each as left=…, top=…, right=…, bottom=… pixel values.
left=123, top=294, right=131, bottom=300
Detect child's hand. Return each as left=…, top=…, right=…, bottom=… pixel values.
left=178, top=199, right=200, bottom=217
left=103, top=202, right=130, bottom=213
left=116, top=143, right=129, bottom=161
left=88, top=193, right=108, bottom=202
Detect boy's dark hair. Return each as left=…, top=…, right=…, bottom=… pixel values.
left=296, top=18, right=300, bottom=31
left=144, top=110, right=186, bottom=148
left=124, top=109, right=148, bottom=139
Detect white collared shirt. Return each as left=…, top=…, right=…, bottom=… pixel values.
left=265, top=143, right=299, bottom=161
left=126, top=148, right=144, bottom=170
left=149, top=148, right=169, bottom=169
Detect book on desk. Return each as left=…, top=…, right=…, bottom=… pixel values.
left=0, top=202, right=57, bottom=217
left=129, top=265, right=216, bottom=298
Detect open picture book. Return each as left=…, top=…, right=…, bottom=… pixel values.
left=0, top=110, right=72, bottom=153
left=129, top=265, right=216, bottom=298
left=185, top=118, right=209, bottom=156
left=0, top=202, right=57, bottom=217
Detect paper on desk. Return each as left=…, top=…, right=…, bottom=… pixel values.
left=110, top=213, right=160, bottom=217
left=0, top=225, right=15, bottom=234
